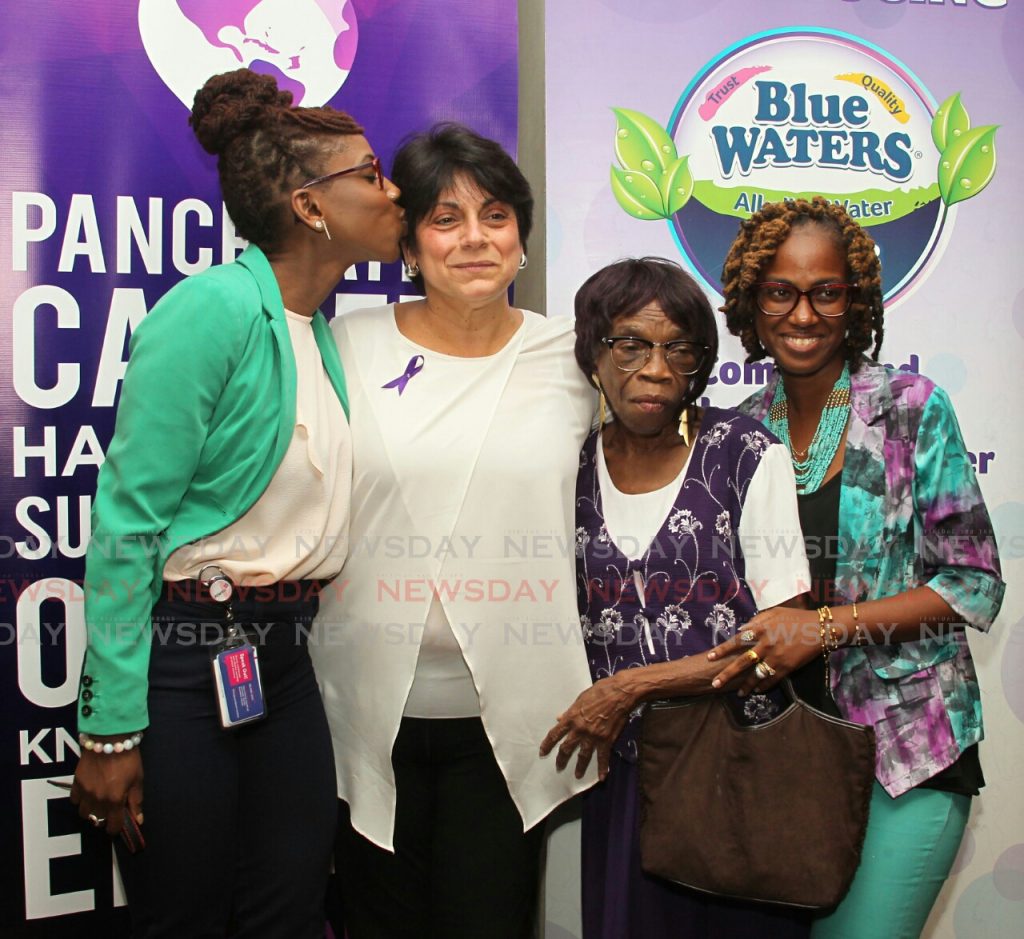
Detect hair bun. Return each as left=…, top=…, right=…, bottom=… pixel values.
left=189, top=68, right=293, bottom=156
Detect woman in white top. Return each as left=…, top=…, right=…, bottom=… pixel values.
left=311, top=123, right=597, bottom=938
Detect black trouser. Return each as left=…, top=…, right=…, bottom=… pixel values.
left=115, top=588, right=337, bottom=939
left=335, top=717, right=545, bottom=939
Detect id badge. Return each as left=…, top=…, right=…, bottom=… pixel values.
left=211, top=632, right=266, bottom=728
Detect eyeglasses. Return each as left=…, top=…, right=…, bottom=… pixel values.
left=300, top=157, right=384, bottom=191
left=601, top=337, right=708, bottom=376
left=754, top=282, right=854, bottom=318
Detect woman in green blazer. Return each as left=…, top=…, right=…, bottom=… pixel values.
left=69, top=68, right=404, bottom=937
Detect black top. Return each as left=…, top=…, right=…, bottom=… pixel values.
left=788, top=473, right=842, bottom=716
left=794, top=471, right=983, bottom=796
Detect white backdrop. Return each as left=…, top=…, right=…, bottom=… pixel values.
left=541, top=2, right=1024, bottom=936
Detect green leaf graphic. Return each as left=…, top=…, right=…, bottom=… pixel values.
left=938, top=125, right=998, bottom=206
left=610, top=165, right=666, bottom=219
left=931, top=93, right=970, bottom=153
left=612, top=107, right=677, bottom=175
left=662, top=155, right=693, bottom=215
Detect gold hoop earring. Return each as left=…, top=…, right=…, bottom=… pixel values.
left=404, top=261, right=420, bottom=278
left=519, top=253, right=528, bottom=270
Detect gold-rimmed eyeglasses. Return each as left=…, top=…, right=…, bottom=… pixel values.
left=601, top=337, right=708, bottom=376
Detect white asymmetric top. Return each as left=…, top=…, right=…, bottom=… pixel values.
left=310, top=305, right=598, bottom=850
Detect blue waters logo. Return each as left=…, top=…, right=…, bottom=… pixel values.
left=609, top=28, right=999, bottom=306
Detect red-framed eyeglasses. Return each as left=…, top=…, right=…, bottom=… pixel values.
left=300, top=157, right=383, bottom=191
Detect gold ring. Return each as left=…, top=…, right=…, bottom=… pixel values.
left=745, top=649, right=760, bottom=665
left=740, top=629, right=757, bottom=644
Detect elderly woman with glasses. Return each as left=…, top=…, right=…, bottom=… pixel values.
left=706, top=197, right=1004, bottom=939
left=542, top=257, right=815, bottom=939
left=311, top=123, right=598, bottom=938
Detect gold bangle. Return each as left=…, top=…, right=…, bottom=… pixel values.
left=851, top=601, right=867, bottom=647
left=817, top=605, right=834, bottom=690
left=817, top=605, right=830, bottom=651
left=819, top=605, right=840, bottom=652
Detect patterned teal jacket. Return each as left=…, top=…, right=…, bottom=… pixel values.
left=740, top=358, right=1004, bottom=796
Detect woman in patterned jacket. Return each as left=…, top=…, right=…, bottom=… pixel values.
left=710, top=197, right=1004, bottom=938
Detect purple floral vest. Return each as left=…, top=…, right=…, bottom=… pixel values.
left=575, top=407, right=780, bottom=759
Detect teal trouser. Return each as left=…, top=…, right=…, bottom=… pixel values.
left=811, top=781, right=970, bottom=939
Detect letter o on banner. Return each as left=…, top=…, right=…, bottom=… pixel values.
left=17, top=578, right=85, bottom=708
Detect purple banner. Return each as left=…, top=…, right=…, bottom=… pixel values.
left=1, top=1, right=517, bottom=931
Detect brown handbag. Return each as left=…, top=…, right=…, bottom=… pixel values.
left=638, top=681, right=876, bottom=909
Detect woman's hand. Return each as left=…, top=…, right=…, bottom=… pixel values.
left=71, top=747, right=144, bottom=838
left=707, top=606, right=823, bottom=695
left=539, top=676, right=637, bottom=782
left=540, top=645, right=757, bottom=780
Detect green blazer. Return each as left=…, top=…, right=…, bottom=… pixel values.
left=78, top=245, right=349, bottom=734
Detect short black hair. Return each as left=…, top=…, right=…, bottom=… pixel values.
left=574, top=257, right=718, bottom=407
left=391, top=123, right=533, bottom=290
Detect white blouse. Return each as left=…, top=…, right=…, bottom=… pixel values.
left=597, top=436, right=810, bottom=608
left=310, top=305, right=599, bottom=850
left=164, top=309, right=352, bottom=584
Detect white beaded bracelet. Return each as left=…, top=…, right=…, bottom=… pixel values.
left=79, top=731, right=144, bottom=755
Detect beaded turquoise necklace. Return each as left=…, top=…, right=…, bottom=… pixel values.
left=766, top=363, right=851, bottom=493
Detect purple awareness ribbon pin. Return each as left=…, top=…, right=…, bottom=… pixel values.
left=382, top=354, right=425, bottom=395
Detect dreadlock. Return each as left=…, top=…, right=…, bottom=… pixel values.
left=190, top=69, right=363, bottom=250
left=719, top=197, right=884, bottom=370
